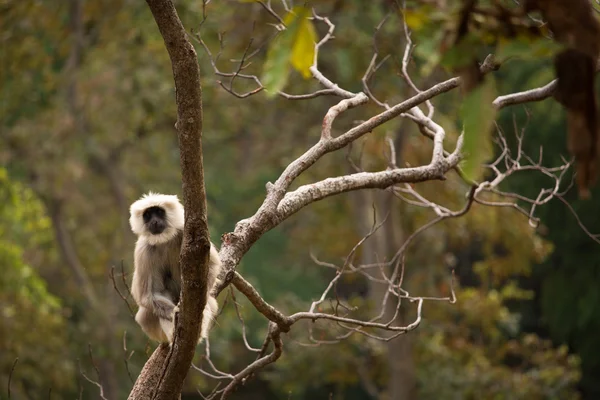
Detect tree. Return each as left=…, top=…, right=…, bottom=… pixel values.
left=2, top=0, right=596, bottom=399
left=0, top=170, right=75, bottom=398
left=125, top=0, right=594, bottom=399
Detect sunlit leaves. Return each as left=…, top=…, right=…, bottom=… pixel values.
left=261, top=7, right=316, bottom=96
left=0, top=170, right=74, bottom=396
left=403, top=6, right=449, bottom=76
left=402, top=6, right=433, bottom=31
left=291, top=14, right=317, bottom=78
left=460, top=77, right=498, bottom=180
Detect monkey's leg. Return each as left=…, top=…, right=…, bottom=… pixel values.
left=159, top=316, right=175, bottom=343
left=136, top=306, right=168, bottom=343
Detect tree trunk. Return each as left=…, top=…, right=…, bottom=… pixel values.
left=351, top=133, right=416, bottom=400
left=129, top=0, right=210, bottom=398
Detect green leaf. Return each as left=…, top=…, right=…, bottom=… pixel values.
left=403, top=8, right=431, bottom=31
left=261, top=7, right=314, bottom=97
left=261, top=32, right=293, bottom=96
left=460, top=77, right=498, bottom=180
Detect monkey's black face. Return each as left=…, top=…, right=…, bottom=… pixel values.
left=143, top=206, right=167, bottom=235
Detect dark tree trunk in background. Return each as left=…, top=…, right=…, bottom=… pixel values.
left=64, top=0, right=121, bottom=396
left=352, top=131, right=416, bottom=400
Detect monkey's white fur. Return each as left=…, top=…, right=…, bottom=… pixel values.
left=129, top=192, right=221, bottom=344
left=129, top=192, right=185, bottom=246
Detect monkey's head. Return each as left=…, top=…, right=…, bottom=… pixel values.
left=129, top=192, right=184, bottom=245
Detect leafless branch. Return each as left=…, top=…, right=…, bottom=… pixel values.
left=120, top=260, right=132, bottom=298
left=134, top=1, right=598, bottom=396
left=555, top=195, right=600, bottom=244
left=257, top=0, right=285, bottom=25
left=7, top=358, right=18, bottom=400
left=78, top=345, right=108, bottom=400
left=309, top=206, right=389, bottom=315
left=230, top=287, right=262, bottom=352
left=110, top=265, right=135, bottom=317
left=123, top=331, right=135, bottom=384
left=493, top=80, right=557, bottom=108
left=232, top=272, right=292, bottom=328
left=219, top=326, right=283, bottom=399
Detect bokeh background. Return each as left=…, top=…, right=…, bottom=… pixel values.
left=1, top=1, right=599, bottom=399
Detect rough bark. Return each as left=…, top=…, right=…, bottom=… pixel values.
left=129, top=0, right=209, bottom=398
left=127, top=345, right=171, bottom=399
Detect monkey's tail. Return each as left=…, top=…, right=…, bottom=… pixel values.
left=199, top=295, right=219, bottom=342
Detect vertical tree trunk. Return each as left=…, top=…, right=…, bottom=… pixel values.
left=129, top=0, right=209, bottom=397
left=352, top=132, right=416, bottom=400
left=65, top=0, right=121, bottom=397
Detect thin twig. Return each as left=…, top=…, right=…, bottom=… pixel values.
left=110, top=265, right=135, bottom=316
left=77, top=344, right=108, bottom=400
left=123, top=331, right=135, bottom=384
left=7, top=358, right=18, bottom=399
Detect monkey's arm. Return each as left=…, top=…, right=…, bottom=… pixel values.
left=149, top=293, right=177, bottom=321
left=133, top=273, right=176, bottom=321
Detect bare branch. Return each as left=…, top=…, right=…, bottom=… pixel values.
left=290, top=298, right=423, bottom=333
left=123, top=332, right=135, bottom=384
left=309, top=208, right=389, bottom=314
left=555, top=195, right=600, bottom=244
left=278, top=89, right=339, bottom=100
left=321, top=94, right=369, bottom=139
left=130, top=3, right=600, bottom=396
left=232, top=272, right=292, bottom=329
left=230, top=287, right=262, bottom=352
left=257, top=1, right=285, bottom=26
left=110, top=265, right=135, bottom=317
left=78, top=345, right=108, bottom=400
left=8, top=358, right=18, bottom=400
left=220, top=326, right=283, bottom=399
left=493, top=80, right=557, bottom=108
left=277, top=164, right=452, bottom=219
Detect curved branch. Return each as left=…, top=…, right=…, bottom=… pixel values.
left=493, top=80, right=557, bottom=109
left=277, top=163, right=453, bottom=219
left=289, top=297, right=423, bottom=332
left=231, top=272, right=292, bottom=329
left=217, top=61, right=491, bottom=279
left=220, top=327, right=283, bottom=399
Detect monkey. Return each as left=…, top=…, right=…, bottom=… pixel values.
left=129, top=192, right=221, bottom=343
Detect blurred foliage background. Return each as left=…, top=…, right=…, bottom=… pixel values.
left=0, top=0, right=597, bottom=399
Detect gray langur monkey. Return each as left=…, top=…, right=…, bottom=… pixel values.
left=129, top=192, right=221, bottom=343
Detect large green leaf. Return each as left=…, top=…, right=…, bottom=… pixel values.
left=460, top=77, right=498, bottom=180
